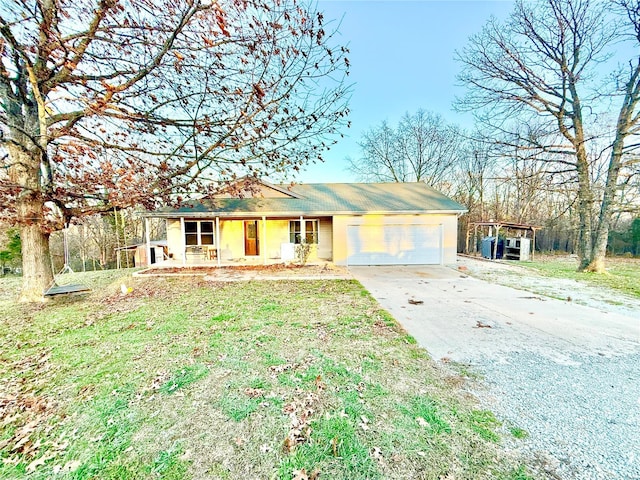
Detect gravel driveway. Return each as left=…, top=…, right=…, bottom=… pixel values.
left=350, top=259, right=640, bottom=480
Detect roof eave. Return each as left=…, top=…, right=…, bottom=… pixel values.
left=145, top=209, right=467, bottom=218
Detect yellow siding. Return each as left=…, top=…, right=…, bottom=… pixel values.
left=166, top=219, right=183, bottom=261
left=332, top=214, right=459, bottom=265
left=318, top=218, right=333, bottom=260
left=265, top=220, right=290, bottom=259
left=219, top=220, right=243, bottom=259
left=165, top=214, right=459, bottom=265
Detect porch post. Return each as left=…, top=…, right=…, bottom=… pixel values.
left=145, top=218, right=151, bottom=267
left=299, top=216, right=305, bottom=244
left=532, top=228, right=536, bottom=261
left=180, top=217, right=186, bottom=266
left=465, top=223, right=470, bottom=255
left=262, top=216, right=267, bottom=265
left=216, top=217, right=221, bottom=267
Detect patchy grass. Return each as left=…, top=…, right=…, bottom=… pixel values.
left=1, top=271, right=537, bottom=479
left=524, top=255, right=640, bottom=298
left=510, top=427, right=530, bottom=440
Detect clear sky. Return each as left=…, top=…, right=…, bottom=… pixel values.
left=297, top=0, right=515, bottom=183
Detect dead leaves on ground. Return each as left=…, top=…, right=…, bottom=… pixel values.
left=91, top=277, right=205, bottom=322
left=0, top=392, right=74, bottom=473
left=282, top=390, right=319, bottom=454
left=292, top=467, right=321, bottom=480
left=243, top=387, right=264, bottom=398
left=474, top=321, right=492, bottom=329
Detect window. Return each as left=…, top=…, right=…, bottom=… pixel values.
left=200, top=221, right=214, bottom=245
left=184, top=221, right=215, bottom=246
left=185, top=221, right=198, bottom=246
left=289, top=220, right=318, bottom=244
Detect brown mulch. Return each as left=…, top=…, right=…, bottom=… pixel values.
left=138, top=264, right=341, bottom=276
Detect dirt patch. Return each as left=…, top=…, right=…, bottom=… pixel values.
left=137, top=263, right=351, bottom=279
left=140, top=264, right=310, bottom=274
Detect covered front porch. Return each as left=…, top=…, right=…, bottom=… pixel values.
left=143, top=215, right=333, bottom=268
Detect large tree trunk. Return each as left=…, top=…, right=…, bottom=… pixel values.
left=571, top=114, right=595, bottom=271
left=7, top=144, right=54, bottom=302
left=19, top=223, right=53, bottom=302
left=585, top=142, right=623, bottom=273
left=586, top=63, right=640, bottom=273
left=575, top=163, right=595, bottom=271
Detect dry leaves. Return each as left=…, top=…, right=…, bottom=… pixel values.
left=474, top=321, right=492, bottom=329
left=292, top=467, right=320, bottom=480
left=268, top=363, right=293, bottom=374
left=330, top=436, right=339, bottom=456
left=243, top=387, right=264, bottom=398
left=359, top=415, right=370, bottom=431
left=282, top=390, right=319, bottom=454
left=0, top=392, right=65, bottom=471
left=371, top=446, right=383, bottom=461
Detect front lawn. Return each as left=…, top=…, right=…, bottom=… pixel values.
left=1, top=272, right=534, bottom=479
left=524, top=255, right=640, bottom=298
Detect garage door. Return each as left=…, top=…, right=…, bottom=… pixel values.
left=346, top=224, right=442, bottom=265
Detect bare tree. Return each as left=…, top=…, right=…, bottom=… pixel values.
left=347, top=121, right=405, bottom=182
left=0, top=0, right=350, bottom=301
left=348, top=110, right=463, bottom=189
left=456, top=0, right=640, bottom=271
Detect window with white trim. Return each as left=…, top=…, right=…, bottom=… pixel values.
left=185, top=221, right=215, bottom=246
left=289, top=220, right=318, bottom=244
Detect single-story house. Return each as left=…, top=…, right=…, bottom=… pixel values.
left=145, top=180, right=466, bottom=266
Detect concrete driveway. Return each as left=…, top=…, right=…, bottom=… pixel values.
left=349, top=264, right=639, bottom=363
left=350, top=263, right=640, bottom=480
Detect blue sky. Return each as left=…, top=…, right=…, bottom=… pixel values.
left=298, top=0, right=515, bottom=183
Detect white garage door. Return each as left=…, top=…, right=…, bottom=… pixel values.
left=346, top=224, right=442, bottom=265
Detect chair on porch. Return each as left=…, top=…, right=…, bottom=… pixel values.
left=207, top=247, right=217, bottom=261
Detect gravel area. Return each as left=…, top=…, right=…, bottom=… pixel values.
left=475, top=351, right=640, bottom=480
left=456, top=257, right=640, bottom=480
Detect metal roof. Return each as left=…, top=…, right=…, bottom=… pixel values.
left=149, top=182, right=467, bottom=218
left=469, top=221, right=543, bottom=231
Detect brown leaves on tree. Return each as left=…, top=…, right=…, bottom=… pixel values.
left=0, top=0, right=351, bottom=300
